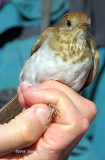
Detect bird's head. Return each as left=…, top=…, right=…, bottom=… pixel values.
left=57, top=12, right=91, bottom=32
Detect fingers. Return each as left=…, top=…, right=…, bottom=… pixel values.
left=36, top=80, right=97, bottom=123
left=18, top=87, right=89, bottom=129
left=18, top=86, right=90, bottom=159
left=18, top=80, right=97, bottom=123
left=0, top=104, right=51, bottom=157
left=17, top=84, right=28, bottom=95
left=16, top=81, right=96, bottom=159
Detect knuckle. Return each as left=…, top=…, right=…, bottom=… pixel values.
left=88, top=100, right=97, bottom=118
left=80, top=117, right=89, bottom=132
left=91, top=101, right=97, bottom=113
left=74, top=116, right=89, bottom=133
left=19, top=122, right=35, bottom=145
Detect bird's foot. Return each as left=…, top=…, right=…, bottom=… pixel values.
left=48, top=104, right=60, bottom=119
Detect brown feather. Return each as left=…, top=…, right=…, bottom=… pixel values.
left=80, top=40, right=100, bottom=92
left=30, top=28, right=54, bottom=56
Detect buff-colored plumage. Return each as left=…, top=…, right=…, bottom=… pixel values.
left=0, top=12, right=100, bottom=123
left=20, top=12, right=99, bottom=92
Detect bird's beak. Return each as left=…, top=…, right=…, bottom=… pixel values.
left=79, top=23, right=90, bottom=30
left=73, top=23, right=90, bottom=30
left=79, top=26, right=87, bottom=29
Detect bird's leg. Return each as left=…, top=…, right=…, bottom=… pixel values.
left=48, top=104, right=60, bottom=119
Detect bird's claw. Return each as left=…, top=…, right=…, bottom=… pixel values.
left=48, top=104, right=60, bottom=119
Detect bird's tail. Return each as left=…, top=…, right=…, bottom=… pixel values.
left=0, top=95, right=23, bottom=124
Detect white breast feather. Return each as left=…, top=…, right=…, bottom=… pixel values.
left=19, top=33, right=93, bottom=92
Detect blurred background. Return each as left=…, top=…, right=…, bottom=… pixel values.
left=0, top=0, right=105, bottom=159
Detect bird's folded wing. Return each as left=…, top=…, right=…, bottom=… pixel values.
left=81, top=39, right=100, bottom=91
left=0, top=95, right=23, bottom=124
left=30, top=27, right=54, bottom=56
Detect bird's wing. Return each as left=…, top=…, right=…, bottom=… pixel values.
left=30, top=27, right=54, bottom=56
left=81, top=39, right=100, bottom=92
left=0, top=95, right=23, bottom=124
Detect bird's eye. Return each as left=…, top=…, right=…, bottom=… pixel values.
left=67, top=20, right=71, bottom=27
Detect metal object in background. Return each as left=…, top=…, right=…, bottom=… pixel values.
left=41, top=0, right=51, bottom=32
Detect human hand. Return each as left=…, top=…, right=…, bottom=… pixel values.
left=0, top=80, right=97, bottom=159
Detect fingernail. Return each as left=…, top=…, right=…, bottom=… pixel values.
left=20, top=81, right=32, bottom=86
left=36, top=106, right=50, bottom=126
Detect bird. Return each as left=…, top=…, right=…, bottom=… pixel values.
left=0, top=12, right=100, bottom=123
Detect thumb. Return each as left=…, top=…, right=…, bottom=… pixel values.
left=0, top=104, right=51, bottom=157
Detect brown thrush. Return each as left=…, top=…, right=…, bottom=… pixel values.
left=0, top=12, right=100, bottom=123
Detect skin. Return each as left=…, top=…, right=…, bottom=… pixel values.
left=0, top=80, right=97, bottom=159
